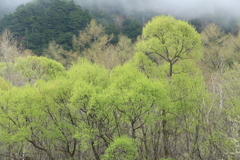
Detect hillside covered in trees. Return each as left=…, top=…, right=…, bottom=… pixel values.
left=0, top=0, right=143, bottom=55
left=0, top=0, right=240, bottom=159
left=0, top=0, right=91, bottom=54
left=1, top=0, right=239, bottom=55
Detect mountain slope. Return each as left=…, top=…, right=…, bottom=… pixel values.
left=0, top=0, right=91, bottom=54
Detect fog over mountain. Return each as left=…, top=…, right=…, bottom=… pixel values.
left=76, top=0, right=240, bottom=18
left=1, top=0, right=240, bottom=19
left=0, top=0, right=30, bottom=13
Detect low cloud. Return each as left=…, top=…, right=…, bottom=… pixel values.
left=1, top=0, right=240, bottom=19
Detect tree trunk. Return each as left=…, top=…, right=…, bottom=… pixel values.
left=162, top=62, right=173, bottom=158
left=91, top=141, right=100, bottom=160
left=162, top=109, right=169, bottom=158
left=169, top=62, right=173, bottom=77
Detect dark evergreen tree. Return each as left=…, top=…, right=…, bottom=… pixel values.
left=105, top=23, right=120, bottom=44
left=0, top=0, right=91, bottom=55
left=122, top=18, right=142, bottom=42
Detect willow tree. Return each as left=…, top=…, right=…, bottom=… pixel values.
left=136, top=15, right=202, bottom=77
left=136, top=15, right=202, bottom=158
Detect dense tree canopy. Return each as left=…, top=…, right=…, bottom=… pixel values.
left=136, top=15, right=202, bottom=77
left=0, top=0, right=91, bottom=54
left=122, top=18, right=142, bottom=42
left=0, top=1, right=240, bottom=159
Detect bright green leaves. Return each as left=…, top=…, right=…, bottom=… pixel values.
left=110, top=62, right=166, bottom=108
left=0, top=85, right=43, bottom=145
left=134, top=15, right=210, bottom=159
left=136, top=15, right=202, bottom=77
left=169, top=62, right=206, bottom=114
left=0, top=56, right=66, bottom=86
left=14, top=56, right=66, bottom=80
left=0, top=76, right=11, bottom=90
left=102, top=136, right=138, bottom=160
left=68, top=58, right=109, bottom=86
left=0, top=14, right=231, bottom=159
left=137, top=16, right=202, bottom=62
left=35, top=78, right=77, bottom=147
left=106, top=62, right=168, bottom=138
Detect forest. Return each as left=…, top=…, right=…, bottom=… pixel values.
left=0, top=0, right=240, bottom=159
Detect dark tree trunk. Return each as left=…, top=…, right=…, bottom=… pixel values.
left=91, top=141, right=100, bottom=160
left=162, top=109, right=169, bottom=158
left=162, top=61, right=173, bottom=158
left=169, top=62, right=173, bottom=77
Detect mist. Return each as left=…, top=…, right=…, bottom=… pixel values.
left=77, top=0, right=240, bottom=19
left=0, top=0, right=31, bottom=14
left=1, top=0, right=240, bottom=19
left=158, top=0, right=240, bottom=18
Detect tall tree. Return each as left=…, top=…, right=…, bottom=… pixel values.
left=136, top=15, right=202, bottom=77
left=201, top=23, right=234, bottom=73
left=136, top=15, right=202, bottom=158
left=73, top=19, right=135, bottom=69
left=0, top=29, right=22, bottom=63
left=43, top=40, right=78, bottom=69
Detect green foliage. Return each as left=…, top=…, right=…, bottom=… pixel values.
left=201, top=23, right=234, bottom=72
left=73, top=20, right=135, bottom=69
left=106, top=23, right=120, bottom=44
left=43, top=40, right=78, bottom=68
left=72, top=19, right=111, bottom=53
left=0, top=76, right=11, bottom=90
left=132, top=51, right=160, bottom=78
left=15, top=56, right=66, bottom=80
left=0, top=10, right=239, bottom=159
left=136, top=15, right=202, bottom=78
left=189, top=12, right=239, bottom=34
left=0, top=56, right=66, bottom=86
left=106, top=62, right=168, bottom=138
left=90, top=10, right=115, bottom=26
left=189, top=18, right=204, bottom=32
left=102, top=136, right=138, bottom=160
left=68, top=58, right=110, bottom=115
left=137, top=15, right=202, bottom=63
left=0, top=85, right=44, bottom=145
left=0, top=0, right=91, bottom=55
left=168, top=60, right=207, bottom=115
left=122, top=18, right=142, bottom=42
left=68, top=58, right=109, bottom=86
